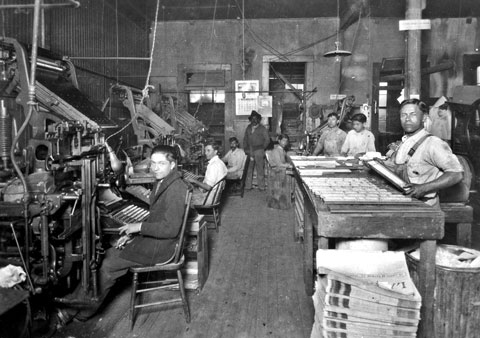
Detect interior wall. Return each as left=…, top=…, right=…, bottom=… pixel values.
left=149, top=17, right=421, bottom=145
left=150, top=18, right=341, bottom=146
left=427, top=18, right=479, bottom=98
left=1, top=0, right=149, bottom=105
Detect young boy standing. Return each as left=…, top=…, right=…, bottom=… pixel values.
left=341, top=113, right=376, bottom=157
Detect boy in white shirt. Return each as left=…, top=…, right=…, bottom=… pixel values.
left=341, top=113, right=376, bottom=157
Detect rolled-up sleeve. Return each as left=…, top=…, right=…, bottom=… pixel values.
left=428, top=139, right=464, bottom=173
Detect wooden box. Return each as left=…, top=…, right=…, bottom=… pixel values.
left=183, top=216, right=209, bottom=291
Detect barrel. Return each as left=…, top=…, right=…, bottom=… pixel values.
left=406, top=245, right=480, bottom=338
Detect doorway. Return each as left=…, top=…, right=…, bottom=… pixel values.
left=187, top=89, right=226, bottom=147
left=269, top=62, right=306, bottom=147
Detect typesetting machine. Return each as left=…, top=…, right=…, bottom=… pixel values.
left=0, top=37, right=155, bottom=312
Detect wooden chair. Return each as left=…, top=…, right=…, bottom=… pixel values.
left=226, top=155, right=250, bottom=198
left=193, top=179, right=226, bottom=232
left=128, top=190, right=192, bottom=330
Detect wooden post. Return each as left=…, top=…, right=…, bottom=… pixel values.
left=417, top=240, right=436, bottom=338
left=405, top=0, right=426, bottom=99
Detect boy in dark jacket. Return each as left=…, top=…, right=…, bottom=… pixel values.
left=56, top=145, right=191, bottom=324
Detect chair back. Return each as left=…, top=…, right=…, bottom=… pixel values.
left=240, top=155, right=250, bottom=184
left=202, top=178, right=226, bottom=206
left=172, top=189, right=193, bottom=264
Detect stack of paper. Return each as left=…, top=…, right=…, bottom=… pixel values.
left=311, top=250, right=421, bottom=338
left=186, top=214, right=205, bottom=233
left=182, top=215, right=206, bottom=290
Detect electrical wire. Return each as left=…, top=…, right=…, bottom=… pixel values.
left=192, top=0, right=219, bottom=118
left=232, top=0, right=339, bottom=61
left=106, top=0, right=161, bottom=143
left=115, top=0, right=119, bottom=83
left=232, top=0, right=289, bottom=61
left=337, top=11, right=362, bottom=94
left=1, top=0, right=5, bottom=38
left=242, top=0, right=245, bottom=80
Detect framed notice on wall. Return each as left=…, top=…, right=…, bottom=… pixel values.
left=235, top=80, right=259, bottom=115
left=257, top=95, right=272, bottom=117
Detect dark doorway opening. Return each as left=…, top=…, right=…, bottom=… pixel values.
left=269, top=62, right=306, bottom=147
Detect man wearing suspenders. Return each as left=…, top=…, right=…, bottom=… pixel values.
left=384, top=99, right=464, bottom=208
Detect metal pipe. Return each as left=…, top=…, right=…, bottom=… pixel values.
left=0, top=0, right=79, bottom=9
left=41, top=215, right=49, bottom=282
left=69, top=57, right=150, bottom=61
left=9, top=0, right=43, bottom=282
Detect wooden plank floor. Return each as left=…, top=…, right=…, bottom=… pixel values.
left=52, top=189, right=314, bottom=338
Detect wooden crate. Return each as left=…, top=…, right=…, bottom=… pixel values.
left=184, top=218, right=209, bottom=291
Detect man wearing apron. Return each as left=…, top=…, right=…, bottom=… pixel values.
left=312, top=112, right=346, bottom=157
left=384, top=99, right=463, bottom=208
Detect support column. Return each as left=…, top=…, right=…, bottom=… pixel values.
left=405, top=0, right=426, bottom=99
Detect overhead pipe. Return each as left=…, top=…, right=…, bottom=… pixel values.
left=0, top=0, right=79, bottom=10
left=405, top=0, right=425, bottom=99
left=380, top=59, right=455, bottom=82
left=69, top=56, right=150, bottom=61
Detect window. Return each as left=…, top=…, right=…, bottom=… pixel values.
left=285, top=83, right=304, bottom=91
left=378, top=82, right=388, bottom=133
left=189, top=90, right=225, bottom=104
left=186, top=70, right=225, bottom=87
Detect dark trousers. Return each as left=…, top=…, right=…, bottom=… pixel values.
left=66, top=247, right=141, bottom=319
left=245, top=149, right=266, bottom=190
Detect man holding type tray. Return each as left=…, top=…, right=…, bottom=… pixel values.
left=384, top=99, right=463, bottom=207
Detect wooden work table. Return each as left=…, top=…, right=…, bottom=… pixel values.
left=291, top=156, right=444, bottom=338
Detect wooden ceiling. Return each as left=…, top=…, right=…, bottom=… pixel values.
left=113, top=0, right=480, bottom=25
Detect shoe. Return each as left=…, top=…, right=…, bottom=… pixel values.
left=54, top=308, right=76, bottom=329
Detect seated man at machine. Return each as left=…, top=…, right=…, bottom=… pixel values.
left=222, top=137, right=246, bottom=179
left=384, top=99, right=463, bottom=208
left=312, top=112, right=346, bottom=156
left=266, top=134, right=292, bottom=170
left=186, top=141, right=227, bottom=205
left=56, top=145, right=191, bottom=325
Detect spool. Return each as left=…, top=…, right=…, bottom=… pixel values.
left=0, top=100, right=12, bottom=168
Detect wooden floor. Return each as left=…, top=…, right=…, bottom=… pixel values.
left=53, top=189, right=314, bottom=338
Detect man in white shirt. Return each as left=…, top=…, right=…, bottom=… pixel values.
left=187, top=141, right=227, bottom=205
left=222, top=137, right=246, bottom=179
left=341, top=113, right=376, bottom=157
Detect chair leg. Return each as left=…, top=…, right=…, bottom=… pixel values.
left=177, top=270, right=190, bottom=323
left=130, top=272, right=138, bottom=330
left=213, top=208, right=219, bottom=232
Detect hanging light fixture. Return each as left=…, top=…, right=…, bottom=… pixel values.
left=324, top=0, right=352, bottom=61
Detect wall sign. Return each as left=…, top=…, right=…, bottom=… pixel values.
left=235, top=80, right=259, bottom=116
left=399, top=19, right=431, bottom=31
